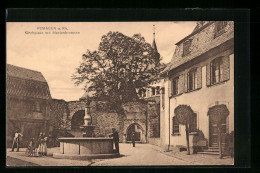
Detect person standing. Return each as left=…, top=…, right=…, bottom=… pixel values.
left=11, top=129, right=23, bottom=152
left=132, top=132, right=135, bottom=147
left=110, top=128, right=119, bottom=153
left=42, top=136, right=48, bottom=156
left=37, top=132, right=44, bottom=156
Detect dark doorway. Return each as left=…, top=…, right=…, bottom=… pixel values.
left=126, top=123, right=142, bottom=142
left=71, top=110, right=85, bottom=130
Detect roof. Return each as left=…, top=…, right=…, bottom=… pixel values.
left=6, top=64, right=47, bottom=83
left=175, top=22, right=213, bottom=46
left=6, top=64, right=51, bottom=99
left=161, top=21, right=234, bottom=75
left=152, top=37, right=158, bottom=52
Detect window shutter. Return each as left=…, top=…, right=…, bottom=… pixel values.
left=184, top=73, right=188, bottom=92
left=172, top=117, right=174, bottom=134
left=221, top=56, right=230, bottom=82
left=206, top=63, right=211, bottom=86
left=168, top=78, right=172, bottom=97
left=178, top=74, right=184, bottom=94
left=197, top=66, right=202, bottom=89
left=187, top=72, right=189, bottom=91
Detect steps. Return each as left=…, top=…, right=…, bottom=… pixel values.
left=197, top=147, right=219, bottom=155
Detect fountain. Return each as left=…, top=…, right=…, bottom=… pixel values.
left=53, top=95, right=119, bottom=160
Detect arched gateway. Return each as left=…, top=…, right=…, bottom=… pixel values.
left=126, top=123, right=144, bottom=142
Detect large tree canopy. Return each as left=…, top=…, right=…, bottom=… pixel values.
left=72, top=31, right=162, bottom=110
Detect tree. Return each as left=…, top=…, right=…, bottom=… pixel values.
left=72, top=31, right=162, bottom=112
left=49, top=100, right=70, bottom=130
left=174, top=105, right=195, bottom=155
left=208, top=104, right=229, bottom=159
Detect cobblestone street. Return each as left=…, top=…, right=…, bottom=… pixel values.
left=6, top=143, right=233, bottom=166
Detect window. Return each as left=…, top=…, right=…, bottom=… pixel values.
left=138, top=89, right=143, bottom=97
left=183, top=39, right=192, bottom=56
left=156, top=86, right=160, bottom=95
left=143, top=89, right=146, bottom=97
left=172, top=116, right=180, bottom=134
left=40, top=102, right=46, bottom=112
left=151, top=87, right=156, bottom=96
left=215, top=21, right=227, bottom=37
left=187, top=69, right=197, bottom=91
left=189, top=113, right=197, bottom=133
left=211, top=57, right=223, bottom=84
left=207, top=56, right=230, bottom=86
left=172, top=77, right=179, bottom=95
left=34, top=102, right=40, bottom=112
left=161, top=87, right=165, bottom=109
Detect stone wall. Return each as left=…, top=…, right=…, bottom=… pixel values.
left=147, top=102, right=160, bottom=138
left=49, top=99, right=161, bottom=144
left=49, top=99, right=70, bottom=130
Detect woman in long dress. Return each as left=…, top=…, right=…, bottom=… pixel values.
left=42, top=137, right=48, bottom=156
left=37, top=132, right=44, bottom=156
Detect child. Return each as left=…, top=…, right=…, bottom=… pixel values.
left=27, top=138, right=35, bottom=156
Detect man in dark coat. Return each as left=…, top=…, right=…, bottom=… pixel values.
left=111, top=128, right=119, bottom=153
left=132, top=132, right=135, bottom=147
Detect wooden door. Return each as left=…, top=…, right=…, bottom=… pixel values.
left=209, top=115, right=227, bottom=147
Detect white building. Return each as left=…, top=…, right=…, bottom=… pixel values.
left=159, top=21, right=234, bottom=154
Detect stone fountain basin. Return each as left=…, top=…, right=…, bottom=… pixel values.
left=53, top=137, right=119, bottom=160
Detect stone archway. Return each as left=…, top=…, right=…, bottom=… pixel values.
left=71, top=110, right=85, bottom=130
left=126, top=123, right=144, bottom=142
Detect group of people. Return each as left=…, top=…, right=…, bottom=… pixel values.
left=11, top=130, right=48, bottom=157
left=11, top=128, right=136, bottom=156
left=27, top=132, right=48, bottom=156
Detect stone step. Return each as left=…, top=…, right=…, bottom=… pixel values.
left=197, top=151, right=219, bottom=155
left=208, top=146, right=219, bottom=149
left=204, top=149, right=219, bottom=152
left=207, top=147, right=219, bottom=151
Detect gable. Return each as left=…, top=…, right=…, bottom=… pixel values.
left=161, top=21, right=234, bottom=75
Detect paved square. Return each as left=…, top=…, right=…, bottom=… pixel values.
left=6, top=143, right=234, bottom=166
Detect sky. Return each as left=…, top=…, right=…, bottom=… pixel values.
left=7, top=22, right=196, bottom=101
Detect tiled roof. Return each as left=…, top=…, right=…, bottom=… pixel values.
left=7, top=64, right=47, bottom=82
left=161, top=21, right=234, bottom=75
left=6, top=64, right=51, bottom=99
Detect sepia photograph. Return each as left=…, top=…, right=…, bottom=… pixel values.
left=6, top=19, right=235, bottom=166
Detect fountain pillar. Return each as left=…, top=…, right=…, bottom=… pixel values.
left=53, top=94, right=119, bottom=160
left=80, top=99, right=95, bottom=137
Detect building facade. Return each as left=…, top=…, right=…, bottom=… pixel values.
left=6, top=64, right=52, bottom=147
left=160, top=21, right=234, bottom=152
